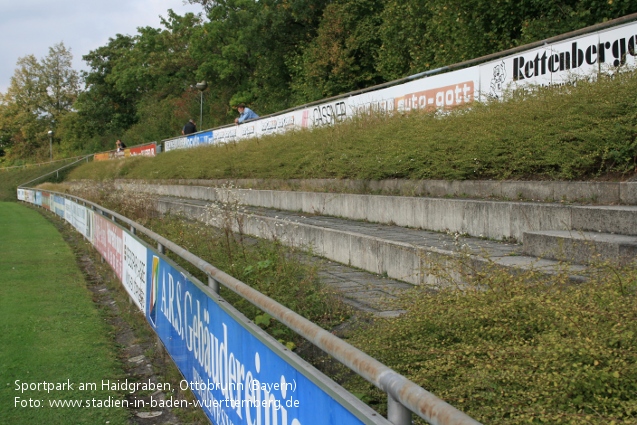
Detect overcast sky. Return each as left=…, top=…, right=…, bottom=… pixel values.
left=0, top=0, right=203, bottom=94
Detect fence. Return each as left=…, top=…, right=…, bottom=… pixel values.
left=17, top=186, right=481, bottom=425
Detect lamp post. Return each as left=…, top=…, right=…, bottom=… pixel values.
left=47, top=130, right=53, bottom=160
left=195, top=81, right=207, bottom=129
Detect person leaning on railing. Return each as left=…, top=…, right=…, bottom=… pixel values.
left=115, top=139, right=126, bottom=152
left=234, top=103, right=259, bottom=124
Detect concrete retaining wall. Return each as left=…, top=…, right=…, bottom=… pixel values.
left=121, top=178, right=637, bottom=204
left=156, top=198, right=475, bottom=286
left=121, top=183, right=637, bottom=242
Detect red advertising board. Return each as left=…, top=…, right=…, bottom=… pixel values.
left=94, top=143, right=155, bottom=162
left=93, top=213, right=124, bottom=281
left=129, top=143, right=156, bottom=157
left=41, top=192, right=51, bottom=210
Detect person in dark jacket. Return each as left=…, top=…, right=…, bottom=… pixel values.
left=182, top=119, right=197, bottom=135
left=116, top=139, right=126, bottom=152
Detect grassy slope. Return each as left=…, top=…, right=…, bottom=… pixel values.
left=0, top=159, right=81, bottom=202
left=67, top=71, right=637, bottom=183
left=0, top=203, right=129, bottom=425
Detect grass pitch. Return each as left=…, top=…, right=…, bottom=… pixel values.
left=0, top=202, right=129, bottom=424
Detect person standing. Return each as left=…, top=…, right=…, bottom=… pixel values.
left=182, top=119, right=197, bottom=135
left=235, top=103, right=259, bottom=124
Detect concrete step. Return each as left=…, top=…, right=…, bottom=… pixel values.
left=570, top=205, right=637, bottom=236
left=119, top=182, right=637, bottom=242
left=157, top=196, right=587, bottom=287
left=523, top=230, right=637, bottom=265
left=115, top=178, right=637, bottom=205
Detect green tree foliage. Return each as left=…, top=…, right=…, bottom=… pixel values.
left=66, top=11, right=203, bottom=152
left=290, top=0, right=385, bottom=101
left=376, top=1, right=433, bottom=81
left=0, top=43, right=79, bottom=161
left=378, top=0, right=637, bottom=77
left=70, top=34, right=138, bottom=146
left=191, top=0, right=330, bottom=118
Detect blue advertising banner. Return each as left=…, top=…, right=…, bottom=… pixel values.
left=164, top=130, right=214, bottom=152
left=53, top=195, right=65, bottom=218
left=146, top=254, right=370, bottom=425
left=16, top=189, right=389, bottom=425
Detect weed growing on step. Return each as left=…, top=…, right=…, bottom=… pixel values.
left=63, top=182, right=350, bottom=347
left=344, top=259, right=637, bottom=425
left=149, top=216, right=350, bottom=346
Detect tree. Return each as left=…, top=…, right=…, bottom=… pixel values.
left=68, top=11, right=204, bottom=150
left=42, top=43, right=80, bottom=123
left=290, top=0, right=385, bottom=101
left=0, top=43, right=79, bottom=160
left=71, top=34, right=137, bottom=144
left=192, top=0, right=330, bottom=119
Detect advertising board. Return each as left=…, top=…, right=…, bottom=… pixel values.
left=123, top=232, right=148, bottom=313
left=480, top=21, right=637, bottom=100
left=93, top=213, right=124, bottom=282
left=41, top=192, right=51, bottom=210
left=146, top=254, right=375, bottom=425
left=165, top=130, right=214, bottom=152
left=52, top=195, right=65, bottom=218
left=25, top=189, right=35, bottom=204
left=129, top=142, right=157, bottom=157
left=65, top=199, right=92, bottom=240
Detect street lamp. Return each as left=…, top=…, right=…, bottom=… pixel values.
left=195, top=81, right=207, bottom=129
left=47, top=130, right=53, bottom=160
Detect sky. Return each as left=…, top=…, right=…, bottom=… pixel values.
left=0, top=0, right=203, bottom=94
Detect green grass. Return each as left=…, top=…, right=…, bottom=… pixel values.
left=67, top=70, right=637, bottom=183
left=0, top=202, right=129, bottom=424
left=0, top=159, right=81, bottom=202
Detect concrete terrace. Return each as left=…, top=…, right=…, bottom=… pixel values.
left=111, top=179, right=637, bottom=315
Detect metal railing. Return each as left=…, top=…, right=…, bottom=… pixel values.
left=17, top=155, right=91, bottom=188
left=27, top=188, right=482, bottom=425
left=1, top=155, right=88, bottom=171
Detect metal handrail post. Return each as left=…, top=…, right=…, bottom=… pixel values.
left=208, top=275, right=220, bottom=294
left=388, top=395, right=412, bottom=425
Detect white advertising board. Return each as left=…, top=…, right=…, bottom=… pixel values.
left=123, top=231, right=148, bottom=313
left=480, top=20, right=637, bottom=100
left=158, top=18, right=637, bottom=153
left=66, top=200, right=91, bottom=240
